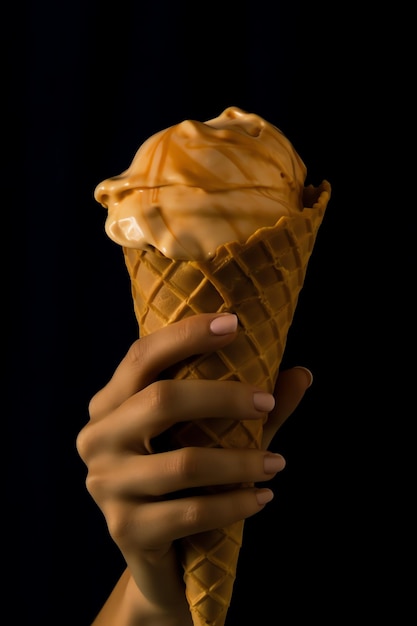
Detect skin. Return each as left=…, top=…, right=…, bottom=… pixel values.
left=76, top=312, right=312, bottom=626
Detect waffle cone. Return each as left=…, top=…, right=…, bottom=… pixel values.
left=123, top=180, right=331, bottom=626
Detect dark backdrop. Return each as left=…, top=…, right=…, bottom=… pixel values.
left=11, top=1, right=410, bottom=624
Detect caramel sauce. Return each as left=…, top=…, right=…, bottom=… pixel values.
left=95, top=107, right=308, bottom=261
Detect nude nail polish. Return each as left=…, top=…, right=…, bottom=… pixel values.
left=210, top=314, right=238, bottom=335
left=253, top=392, right=275, bottom=412
left=264, top=454, right=285, bottom=474
left=256, top=489, right=274, bottom=505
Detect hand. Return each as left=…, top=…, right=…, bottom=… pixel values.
left=76, top=313, right=312, bottom=625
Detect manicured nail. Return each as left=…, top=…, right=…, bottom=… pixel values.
left=256, top=489, right=274, bottom=505
left=264, top=453, right=286, bottom=474
left=253, top=392, right=275, bottom=412
left=210, top=314, right=238, bottom=335
left=293, top=366, right=314, bottom=388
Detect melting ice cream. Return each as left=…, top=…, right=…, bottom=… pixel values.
left=95, top=106, right=308, bottom=261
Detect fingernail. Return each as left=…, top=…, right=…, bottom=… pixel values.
left=293, top=366, right=314, bottom=388
left=264, top=453, right=286, bottom=474
left=256, top=489, right=274, bottom=505
left=210, top=314, right=238, bottom=335
left=253, top=392, right=275, bottom=412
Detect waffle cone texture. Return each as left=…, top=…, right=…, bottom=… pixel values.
left=123, top=180, right=331, bottom=626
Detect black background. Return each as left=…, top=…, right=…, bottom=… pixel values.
left=11, top=1, right=412, bottom=624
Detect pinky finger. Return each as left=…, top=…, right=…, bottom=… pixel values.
left=136, top=488, right=274, bottom=547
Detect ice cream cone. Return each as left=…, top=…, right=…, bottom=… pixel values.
left=123, top=180, right=331, bottom=626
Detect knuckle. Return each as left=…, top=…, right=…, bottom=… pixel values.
left=84, top=470, right=107, bottom=502
left=143, top=379, right=174, bottom=413
left=173, top=447, right=200, bottom=481
left=87, top=394, right=99, bottom=419
left=75, top=423, right=95, bottom=462
left=175, top=319, right=194, bottom=345
left=126, top=338, right=145, bottom=368
left=182, top=500, right=203, bottom=526
left=106, top=509, right=133, bottom=546
left=150, top=448, right=200, bottom=497
left=106, top=507, right=149, bottom=553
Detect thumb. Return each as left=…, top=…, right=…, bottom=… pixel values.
left=262, top=366, right=313, bottom=448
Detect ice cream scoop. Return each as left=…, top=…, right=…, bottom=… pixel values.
left=95, top=106, right=307, bottom=261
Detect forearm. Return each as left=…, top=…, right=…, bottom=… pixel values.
left=91, top=567, right=193, bottom=626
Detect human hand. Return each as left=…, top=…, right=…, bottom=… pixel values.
left=76, top=313, right=311, bottom=625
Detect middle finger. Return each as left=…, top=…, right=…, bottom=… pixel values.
left=100, top=379, right=275, bottom=452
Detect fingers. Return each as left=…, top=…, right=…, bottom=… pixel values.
left=81, top=444, right=284, bottom=553
left=262, top=366, right=313, bottom=448
left=89, top=313, right=239, bottom=420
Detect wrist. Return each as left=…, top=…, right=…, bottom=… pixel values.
left=92, top=568, right=192, bottom=626
left=127, top=573, right=193, bottom=626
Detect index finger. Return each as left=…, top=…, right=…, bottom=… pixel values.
left=89, top=312, right=238, bottom=420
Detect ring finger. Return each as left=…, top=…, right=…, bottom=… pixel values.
left=94, top=447, right=285, bottom=500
